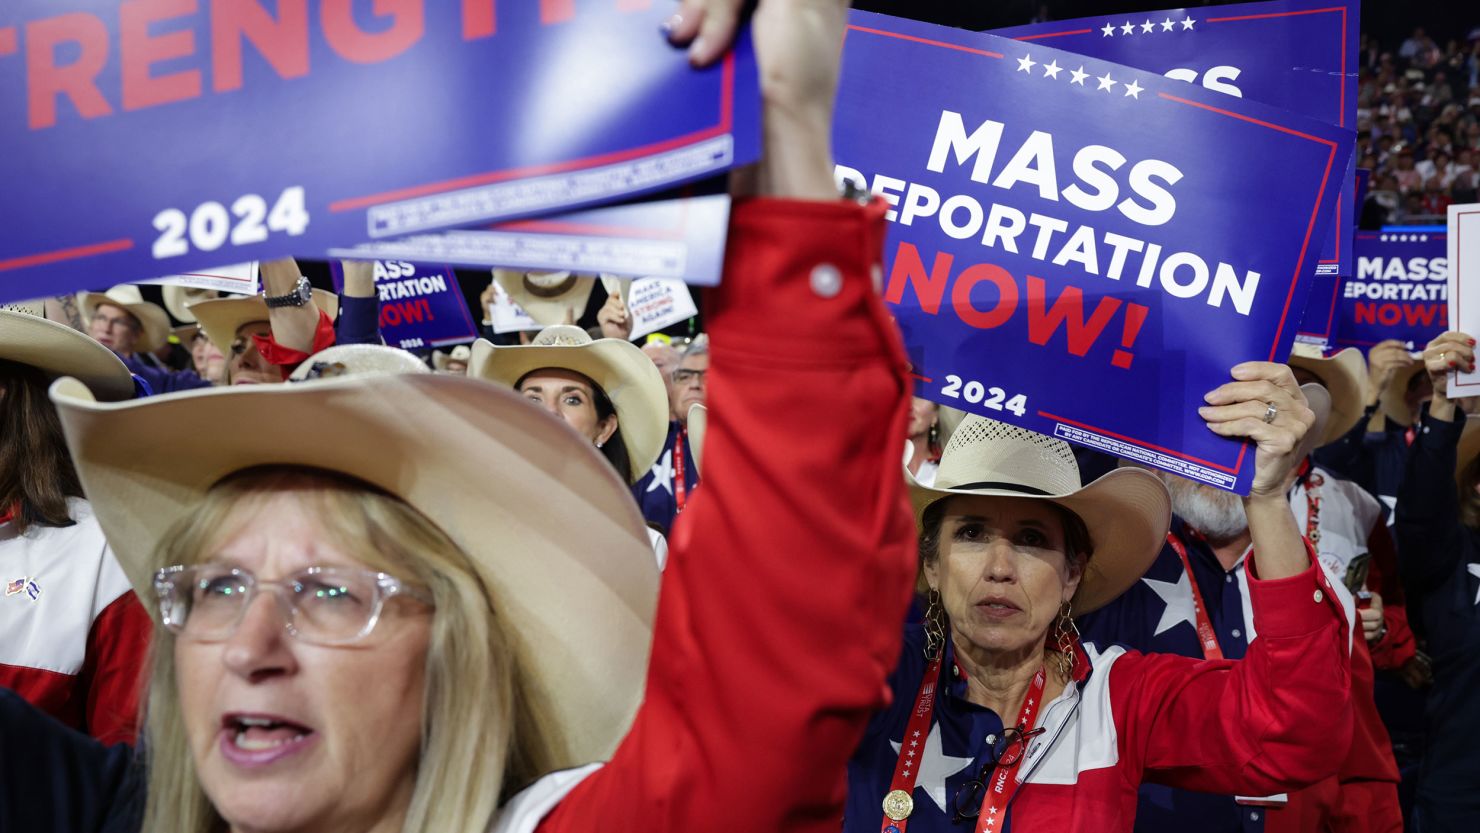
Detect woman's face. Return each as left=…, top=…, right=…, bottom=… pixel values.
left=175, top=493, right=431, bottom=833
left=517, top=368, right=618, bottom=448
left=924, top=495, right=1081, bottom=661
left=228, top=322, right=278, bottom=386
left=191, top=333, right=227, bottom=384
left=908, top=397, right=938, bottom=439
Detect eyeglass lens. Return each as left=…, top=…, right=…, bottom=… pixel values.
left=160, top=566, right=382, bottom=644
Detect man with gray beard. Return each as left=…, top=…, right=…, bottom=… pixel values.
left=1079, top=388, right=1400, bottom=833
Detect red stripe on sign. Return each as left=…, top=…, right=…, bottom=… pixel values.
left=1013, top=29, right=1093, bottom=41
left=1040, top=410, right=1248, bottom=475
left=330, top=51, right=736, bottom=214
left=847, top=25, right=1005, bottom=59
left=0, top=238, right=134, bottom=272
left=0, top=27, right=17, bottom=55
left=1206, top=7, right=1346, bottom=23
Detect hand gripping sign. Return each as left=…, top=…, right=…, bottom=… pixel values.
left=834, top=12, right=1353, bottom=494
left=993, top=0, right=1359, bottom=282
left=0, top=1, right=759, bottom=305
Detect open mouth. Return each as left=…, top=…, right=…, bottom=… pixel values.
left=219, top=713, right=317, bottom=765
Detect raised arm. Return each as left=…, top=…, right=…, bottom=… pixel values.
left=1396, top=331, right=1476, bottom=594
left=1122, top=363, right=1352, bottom=795
left=335, top=260, right=384, bottom=346
left=540, top=4, right=918, bottom=831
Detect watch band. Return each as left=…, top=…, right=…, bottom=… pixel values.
left=264, top=276, right=312, bottom=309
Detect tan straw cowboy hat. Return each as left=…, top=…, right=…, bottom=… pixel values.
left=49, top=372, right=657, bottom=771
left=432, top=344, right=472, bottom=372
left=687, top=404, right=707, bottom=475
left=471, top=326, right=669, bottom=482
left=494, top=270, right=596, bottom=327
left=1288, top=343, right=1368, bottom=446
left=287, top=344, right=431, bottom=382
left=189, top=290, right=340, bottom=355
left=80, top=285, right=172, bottom=354
left=909, top=415, right=1171, bottom=615
left=0, top=309, right=134, bottom=401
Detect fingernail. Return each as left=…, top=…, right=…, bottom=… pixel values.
left=688, top=36, right=708, bottom=63
left=1198, top=406, right=1212, bottom=415
left=661, top=14, right=682, bottom=37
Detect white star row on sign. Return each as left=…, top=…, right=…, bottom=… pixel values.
left=1380, top=233, right=1432, bottom=242
left=1102, top=17, right=1194, bottom=36
left=1017, top=54, right=1143, bottom=98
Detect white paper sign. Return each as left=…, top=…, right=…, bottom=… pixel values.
left=136, top=262, right=259, bottom=295
left=489, top=279, right=542, bottom=334
left=628, top=278, right=698, bottom=341
left=1447, top=204, right=1480, bottom=397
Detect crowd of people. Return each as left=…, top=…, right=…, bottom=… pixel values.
left=1358, top=27, right=1480, bottom=224
left=2, top=5, right=1478, bottom=833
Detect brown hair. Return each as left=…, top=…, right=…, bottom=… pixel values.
left=0, top=360, right=84, bottom=532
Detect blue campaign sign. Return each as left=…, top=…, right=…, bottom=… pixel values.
left=328, top=260, right=477, bottom=351
left=1298, top=166, right=1372, bottom=346
left=835, top=12, right=1353, bottom=494
left=327, top=192, right=733, bottom=285
left=1332, top=230, right=1448, bottom=350
left=0, top=2, right=759, bottom=305
left=994, top=0, right=1358, bottom=279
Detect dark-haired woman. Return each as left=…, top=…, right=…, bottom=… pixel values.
left=0, top=310, right=150, bottom=743
left=1393, top=330, right=1480, bottom=832
left=847, top=363, right=1354, bottom=832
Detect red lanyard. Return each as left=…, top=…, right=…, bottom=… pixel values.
left=0, top=504, right=13, bottom=526
left=881, top=656, right=1046, bottom=832
left=1165, top=533, right=1226, bottom=661
left=973, top=668, right=1046, bottom=833
left=673, top=427, right=688, bottom=514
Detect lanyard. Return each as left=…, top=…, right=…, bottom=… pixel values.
left=673, top=427, right=688, bottom=514
left=881, top=657, right=1046, bottom=832
left=1164, top=532, right=1226, bottom=661
left=973, top=668, right=1046, bottom=833
left=0, top=504, right=13, bottom=526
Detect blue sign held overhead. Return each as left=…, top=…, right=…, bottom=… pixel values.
left=328, top=260, right=478, bottom=352
left=994, top=0, right=1359, bottom=280
left=1334, top=231, right=1449, bottom=351
left=835, top=11, right=1354, bottom=494
left=0, top=2, right=759, bottom=305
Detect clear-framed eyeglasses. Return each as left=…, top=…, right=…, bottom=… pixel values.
left=153, top=564, right=434, bottom=647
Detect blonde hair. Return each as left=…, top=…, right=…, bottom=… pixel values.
left=140, top=467, right=560, bottom=833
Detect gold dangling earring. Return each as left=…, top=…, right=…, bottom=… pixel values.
left=924, top=589, right=945, bottom=660
left=1053, top=601, right=1078, bottom=680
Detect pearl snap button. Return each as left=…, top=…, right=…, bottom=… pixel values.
left=810, top=264, right=842, bottom=298
left=1313, top=589, right=1324, bottom=603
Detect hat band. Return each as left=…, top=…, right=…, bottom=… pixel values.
left=948, top=480, right=1053, bottom=496
left=523, top=274, right=577, bottom=298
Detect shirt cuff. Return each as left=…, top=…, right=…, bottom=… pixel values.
left=1245, top=538, right=1348, bottom=641
left=252, top=309, right=337, bottom=379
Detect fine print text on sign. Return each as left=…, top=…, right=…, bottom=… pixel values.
left=1447, top=205, right=1480, bottom=397
left=328, top=260, right=478, bottom=351
left=0, top=2, right=759, bottom=305
left=835, top=11, right=1353, bottom=494
left=994, top=0, right=1359, bottom=280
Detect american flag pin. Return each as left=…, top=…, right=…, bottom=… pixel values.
left=5, top=578, right=24, bottom=597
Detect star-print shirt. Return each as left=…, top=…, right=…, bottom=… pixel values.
left=631, top=421, right=700, bottom=536
left=1080, top=519, right=1400, bottom=833
left=1395, top=413, right=1480, bottom=827
left=844, top=540, right=1352, bottom=833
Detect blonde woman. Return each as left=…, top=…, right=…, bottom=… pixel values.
left=11, top=4, right=920, bottom=832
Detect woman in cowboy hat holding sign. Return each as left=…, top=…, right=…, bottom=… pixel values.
left=846, top=361, right=1355, bottom=833
left=5, top=3, right=922, bottom=833
left=0, top=306, right=150, bottom=744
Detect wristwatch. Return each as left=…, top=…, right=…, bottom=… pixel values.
left=264, top=276, right=313, bottom=308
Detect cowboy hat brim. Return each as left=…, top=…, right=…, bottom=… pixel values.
left=1289, top=348, right=1367, bottom=446
left=495, top=270, right=596, bottom=328
left=49, top=373, right=657, bottom=772
left=471, top=337, right=669, bottom=482
left=81, top=292, right=172, bottom=354
left=908, top=467, right=1171, bottom=615
left=0, top=311, right=135, bottom=401
left=687, top=404, right=706, bottom=475
left=189, top=290, right=339, bottom=356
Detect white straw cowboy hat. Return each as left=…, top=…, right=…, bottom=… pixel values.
left=80, top=285, right=172, bottom=354
left=909, top=415, right=1171, bottom=615
left=49, top=373, right=657, bottom=770
left=163, top=285, right=240, bottom=324
left=0, top=309, right=134, bottom=401
left=494, top=270, right=596, bottom=327
left=471, top=326, right=669, bottom=483
left=432, top=344, right=472, bottom=372
left=287, top=344, right=431, bottom=382
left=1288, top=343, right=1368, bottom=446
left=189, top=290, right=340, bottom=355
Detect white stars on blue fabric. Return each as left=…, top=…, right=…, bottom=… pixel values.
left=890, top=722, right=974, bottom=813
left=1142, top=571, right=1200, bottom=637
